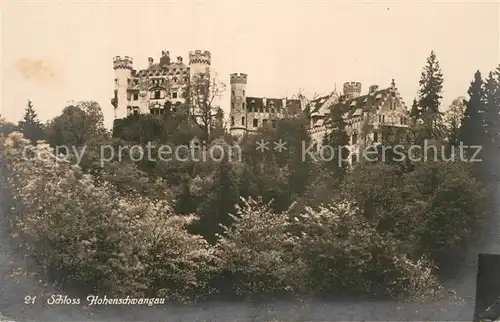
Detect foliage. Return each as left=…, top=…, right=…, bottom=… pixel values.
left=342, top=160, right=487, bottom=265
left=215, top=198, right=308, bottom=297
left=1, top=132, right=215, bottom=302
left=416, top=50, right=444, bottom=139
left=460, top=70, right=486, bottom=147
left=45, top=101, right=108, bottom=148
left=443, top=96, right=466, bottom=146
left=18, top=100, right=45, bottom=142
left=0, top=115, right=18, bottom=137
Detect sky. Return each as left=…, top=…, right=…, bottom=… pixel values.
left=1, top=0, right=499, bottom=129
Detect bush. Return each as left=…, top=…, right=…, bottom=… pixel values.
left=292, top=202, right=445, bottom=300
left=215, top=198, right=308, bottom=297
left=1, top=132, right=215, bottom=301
left=342, top=160, right=488, bottom=265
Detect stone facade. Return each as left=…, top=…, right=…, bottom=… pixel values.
left=228, top=73, right=306, bottom=137
left=112, top=52, right=410, bottom=151
left=307, top=80, right=410, bottom=148
left=111, top=50, right=211, bottom=119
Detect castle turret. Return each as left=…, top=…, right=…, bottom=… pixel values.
left=343, top=81, right=362, bottom=99
left=189, top=50, right=211, bottom=77
left=229, top=73, right=248, bottom=137
left=112, top=56, right=133, bottom=119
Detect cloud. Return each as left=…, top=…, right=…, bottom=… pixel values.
left=14, top=58, right=62, bottom=87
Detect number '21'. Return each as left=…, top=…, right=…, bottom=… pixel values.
left=24, top=296, right=36, bottom=304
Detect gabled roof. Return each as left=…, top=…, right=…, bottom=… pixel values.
left=246, top=97, right=301, bottom=112
left=306, top=92, right=340, bottom=116
left=321, top=87, right=392, bottom=123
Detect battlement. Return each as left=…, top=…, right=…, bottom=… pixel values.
left=189, top=50, right=211, bottom=65
left=113, top=56, right=133, bottom=70
left=343, top=81, right=362, bottom=98
left=230, top=73, right=248, bottom=84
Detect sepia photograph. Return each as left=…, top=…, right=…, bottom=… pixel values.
left=0, top=0, right=500, bottom=321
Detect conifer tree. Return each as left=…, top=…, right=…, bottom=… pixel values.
left=483, top=71, right=499, bottom=143
left=323, top=100, right=349, bottom=175
left=417, top=50, right=444, bottom=138
left=18, top=100, right=44, bottom=142
left=460, top=70, right=485, bottom=147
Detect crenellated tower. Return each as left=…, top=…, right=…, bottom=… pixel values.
left=189, top=50, right=211, bottom=77
left=229, top=73, right=248, bottom=137
left=343, top=81, right=362, bottom=99
left=112, top=56, right=133, bottom=119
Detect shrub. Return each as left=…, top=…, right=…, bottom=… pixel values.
left=1, top=132, right=215, bottom=301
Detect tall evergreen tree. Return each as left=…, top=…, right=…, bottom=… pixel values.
left=460, top=70, right=485, bottom=147
left=417, top=50, right=444, bottom=138
left=18, top=100, right=44, bottom=142
left=483, top=71, right=499, bottom=143
left=323, top=101, right=349, bottom=176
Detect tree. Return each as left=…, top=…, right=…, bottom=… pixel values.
left=18, top=100, right=45, bottom=142
left=444, top=96, right=466, bottom=146
left=460, top=70, right=485, bottom=148
left=417, top=50, right=444, bottom=138
left=323, top=99, right=349, bottom=176
left=185, top=72, right=226, bottom=140
left=483, top=71, right=499, bottom=143
left=0, top=114, right=18, bottom=137
left=46, top=101, right=108, bottom=148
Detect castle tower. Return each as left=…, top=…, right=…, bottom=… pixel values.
left=189, top=50, right=211, bottom=77
left=112, top=56, right=133, bottom=119
left=229, top=73, right=248, bottom=137
left=343, top=81, right=362, bottom=99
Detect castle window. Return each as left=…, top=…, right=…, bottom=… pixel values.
left=263, top=119, right=268, bottom=127
left=241, top=117, right=245, bottom=125
left=242, top=102, right=245, bottom=109
left=114, top=78, right=118, bottom=85
left=133, top=93, right=138, bottom=100
left=373, top=131, right=378, bottom=142
left=173, top=77, right=178, bottom=83
left=352, top=133, right=358, bottom=144
left=127, top=93, right=131, bottom=100
left=272, top=119, right=277, bottom=128
left=154, top=90, right=161, bottom=99
left=232, top=90, right=235, bottom=96
left=391, top=92, right=396, bottom=98
left=184, top=77, right=188, bottom=82
left=243, top=90, right=245, bottom=96
left=382, top=115, right=385, bottom=123
left=172, top=92, right=178, bottom=99
left=231, top=117, right=235, bottom=126
left=253, top=119, right=258, bottom=127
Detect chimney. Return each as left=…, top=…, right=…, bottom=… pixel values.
left=262, top=97, right=267, bottom=107
left=177, top=56, right=183, bottom=63
left=148, top=57, right=154, bottom=67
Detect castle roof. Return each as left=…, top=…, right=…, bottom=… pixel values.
left=306, top=92, right=340, bottom=116
left=310, top=85, right=403, bottom=125
left=246, top=97, right=301, bottom=111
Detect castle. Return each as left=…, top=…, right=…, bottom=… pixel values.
left=111, top=50, right=211, bottom=119
left=112, top=51, right=410, bottom=148
left=228, top=74, right=410, bottom=147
